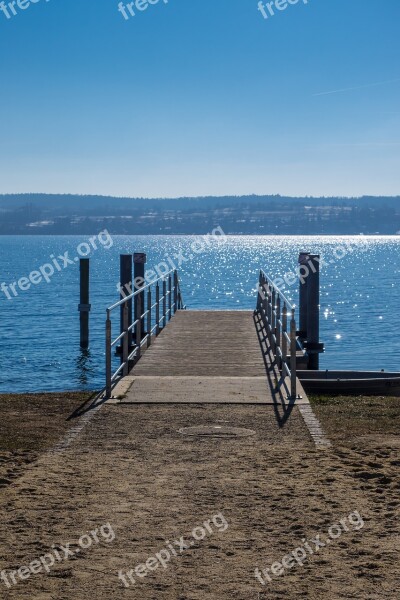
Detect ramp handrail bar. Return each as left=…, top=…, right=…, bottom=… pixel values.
left=105, top=269, right=185, bottom=398
left=256, top=270, right=298, bottom=400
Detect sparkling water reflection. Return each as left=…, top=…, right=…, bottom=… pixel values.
left=0, top=235, right=399, bottom=392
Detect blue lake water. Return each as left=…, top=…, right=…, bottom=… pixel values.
left=0, top=235, right=399, bottom=393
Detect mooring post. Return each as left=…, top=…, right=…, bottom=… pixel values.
left=298, top=252, right=309, bottom=340
left=304, top=253, right=324, bottom=370
left=78, top=258, right=91, bottom=348
left=134, top=253, right=147, bottom=343
left=120, top=254, right=133, bottom=350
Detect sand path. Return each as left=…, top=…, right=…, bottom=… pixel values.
left=0, top=401, right=398, bottom=599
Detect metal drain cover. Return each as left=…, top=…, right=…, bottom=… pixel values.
left=178, top=425, right=256, bottom=438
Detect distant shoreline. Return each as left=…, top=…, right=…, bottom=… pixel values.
left=1, top=193, right=400, bottom=235
left=1, top=233, right=400, bottom=237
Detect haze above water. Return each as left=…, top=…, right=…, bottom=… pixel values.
left=0, top=235, right=399, bottom=393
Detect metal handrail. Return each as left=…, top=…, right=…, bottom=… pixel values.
left=256, top=270, right=299, bottom=400
left=105, top=269, right=185, bottom=398
left=259, top=269, right=294, bottom=310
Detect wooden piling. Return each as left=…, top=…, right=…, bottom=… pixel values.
left=79, top=258, right=91, bottom=348
left=306, top=254, right=321, bottom=369
left=299, top=253, right=324, bottom=370
left=298, top=252, right=309, bottom=340
left=134, top=253, right=147, bottom=342
left=120, top=255, right=133, bottom=350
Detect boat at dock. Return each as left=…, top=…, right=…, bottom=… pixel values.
left=298, top=371, right=400, bottom=396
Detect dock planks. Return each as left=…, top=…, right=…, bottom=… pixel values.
left=133, top=310, right=266, bottom=377
left=115, top=310, right=277, bottom=404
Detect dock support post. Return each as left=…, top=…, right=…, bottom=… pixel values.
left=120, top=255, right=133, bottom=350
left=134, top=253, right=147, bottom=343
left=298, top=252, right=309, bottom=340
left=79, top=258, right=91, bottom=348
left=299, top=253, right=324, bottom=370
left=306, top=254, right=321, bottom=370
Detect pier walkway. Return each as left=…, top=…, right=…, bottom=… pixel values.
left=110, top=307, right=317, bottom=413
left=105, top=268, right=329, bottom=444
left=112, top=310, right=283, bottom=406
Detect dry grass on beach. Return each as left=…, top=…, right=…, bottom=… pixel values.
left=310, top=394, right=400, bottom=439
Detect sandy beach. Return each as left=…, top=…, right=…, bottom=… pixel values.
left=0, top=393, right=398, bottom=599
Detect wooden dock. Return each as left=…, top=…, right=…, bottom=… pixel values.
left=134, top=311, right=265, bottom=377
left=106, top=267, right=330, bottom=445
left=113, top=310, right=294, bottom=405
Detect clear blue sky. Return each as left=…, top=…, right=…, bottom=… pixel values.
left=0, top=0, right=399, bottom=197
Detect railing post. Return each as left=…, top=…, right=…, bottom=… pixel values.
left=282, top=303, right=288, bottom=371
left=136, top=293, right=142, bottom=359
left=168, top=273, right=172, bottom=321
left=290, top=309, right=297, bottom=399
left=266, top=283, right=272, bottom=329
left=147, top=288, right=152, bottom=347
left=262, top=283, right=268, bottom=326
left=259, top=282, right=264, bottom=321
left=257, top=271, right=262, bottom=312
left=106, top=310, right=112, bottom=398
left=276, top=295, right=281, bottom=368
left=122, top=302, right=129, bottom=376
left=271, top=288, right=276, bottom=353
left=162, top=279, right=167, bottom=328
left=173, top=270, right=178, bottom=314
left=156, top=282, right=160, bottom=334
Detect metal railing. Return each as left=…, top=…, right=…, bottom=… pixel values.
left=105, top=269, right=185, bottom=398
left=256, top=270, right=299, bottom=400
